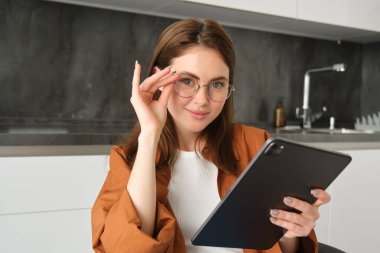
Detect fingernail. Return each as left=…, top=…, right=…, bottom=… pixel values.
left=135, top=60, right=138, bottom=67
left=270, top=209, right=279, bottom=216
left=284, top=197, right=292, bottom=204
left=311, top=189, right=319, bottom=196
left=270, top=217, right=277, bottom=223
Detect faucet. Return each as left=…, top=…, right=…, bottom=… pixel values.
left=296, top=63, right=346, bottom=128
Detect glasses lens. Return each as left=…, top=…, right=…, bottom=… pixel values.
left=208, top=81, right=230, bottom=102
left=174, top=76, right=196, bottom=98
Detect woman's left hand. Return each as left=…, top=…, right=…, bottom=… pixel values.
left=269, top=189, right=331, bottom=238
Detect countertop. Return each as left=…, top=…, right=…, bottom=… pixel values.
left=1, top=122, right=380, bottom=156
left=0, top=122, right=132, bottom=146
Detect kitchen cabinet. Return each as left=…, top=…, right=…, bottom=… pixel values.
left=298, top=0, right=380, bottom=32
left=175, top=0, right=380, bottom=42
left=43, top=0, right=380, bottom=43
left=0, top=155, right=108, bottom=253
left=314, top=148, right=380, bottom=252
left=184, top=0, right=380, bottom=32
left=0, top=209, right=92, bottom=253
left=0, top=146, right=379, bottom=252
left=181, top=0, right=297, bottom=19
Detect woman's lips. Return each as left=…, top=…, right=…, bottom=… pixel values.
left=186, top=109, right=209, bottom=120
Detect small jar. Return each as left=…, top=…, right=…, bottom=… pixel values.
left=273, top=97, right=286, bottom=128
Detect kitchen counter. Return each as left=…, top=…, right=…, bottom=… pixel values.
left=2, top=141, right=380, bottom=157
left=1, top=122, right=380, bottom=156
left=0, top=123, right=133, bottom=146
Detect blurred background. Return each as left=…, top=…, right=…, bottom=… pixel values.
left=1, top=0, right=379, bottom=131
left=1, top=1, right=380, bottom=253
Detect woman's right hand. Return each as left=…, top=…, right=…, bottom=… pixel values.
left=130, top=61, right=178, bottom=135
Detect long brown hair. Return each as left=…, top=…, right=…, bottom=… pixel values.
left=124, top=19, right=237, bottom=174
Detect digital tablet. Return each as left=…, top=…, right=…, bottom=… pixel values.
left=191, top=137, right=351, bottom=250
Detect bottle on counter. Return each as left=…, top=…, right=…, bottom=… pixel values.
left=273, top=97, right=286, bottom=128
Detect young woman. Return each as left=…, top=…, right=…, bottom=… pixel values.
left=91, top=19, right=330, bottom=253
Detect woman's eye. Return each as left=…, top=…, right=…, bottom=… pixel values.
left=180, top=78, right=194, bottom=86
left=211, top=81, right=225, bottom=89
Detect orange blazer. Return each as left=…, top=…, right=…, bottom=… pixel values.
left=91, top=124, right=318, bottom=253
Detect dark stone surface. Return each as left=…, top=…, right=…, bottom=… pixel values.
left=361, top=42, right=380, bottom=117
left=0, top=0, right=379, bottom=145
left=227, top=28, right=362, bottom=127
left=0, top=0, right=172, bottom=123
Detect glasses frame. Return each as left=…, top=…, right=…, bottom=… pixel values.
left=174, top=74, right=236, bottom=102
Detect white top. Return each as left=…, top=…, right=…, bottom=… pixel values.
left=168, top=150, right=242, bottom=253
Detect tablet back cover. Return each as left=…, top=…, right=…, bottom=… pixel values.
left=191, top=137, right=351, bottom=250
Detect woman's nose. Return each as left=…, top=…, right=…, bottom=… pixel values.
left=193, top=85, right=210, bottom=104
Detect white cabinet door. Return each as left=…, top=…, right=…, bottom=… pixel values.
left=298, top=0, right=380, bottom=31
left=328, top=149, right=380, bottom=252
left=0, top=209, right=92, bottom=253
left=0, top=155, right=109, bottom=253
left=0, top=155, right=108, bottom=214
left=315, top=149, right=380, bottom=252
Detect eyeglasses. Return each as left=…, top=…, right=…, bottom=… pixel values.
left=174, top=74, right=235, bottom=102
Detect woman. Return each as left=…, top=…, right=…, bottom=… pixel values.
left=91, top=18, right=330, bottom=253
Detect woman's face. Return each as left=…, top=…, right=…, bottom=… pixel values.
left=168, top=46, right=230, bottom=139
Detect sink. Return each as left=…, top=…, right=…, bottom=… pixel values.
left=305, top=128, right=374, bottom=134
left=274, top=126, right=375, bottom=135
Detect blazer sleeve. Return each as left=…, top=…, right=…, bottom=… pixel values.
left=244, top=229, right=317, bottom=253
left=297, top=229, right=318, bottom=253
left=91, top=146, right=177, bottom=253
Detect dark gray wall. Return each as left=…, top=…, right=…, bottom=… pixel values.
left=361, top=42, right=380, bottom=118
left=0, top=0, right=378, bottom=128
left=228, top=27, right=362, bottom=127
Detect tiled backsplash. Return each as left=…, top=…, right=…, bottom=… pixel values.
left=1, top=0, right=379, bottom=128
